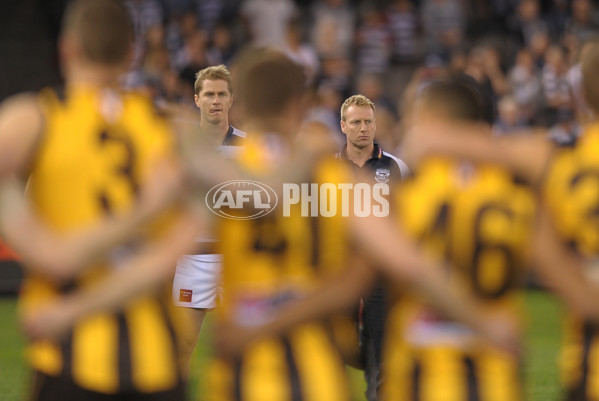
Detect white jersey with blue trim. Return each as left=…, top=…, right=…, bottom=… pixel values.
left=173, top=125, right=246, bottom=308
left=218, top=126, right=246, bottom=158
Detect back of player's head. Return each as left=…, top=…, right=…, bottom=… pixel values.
left=233, top=48, right=306, bottom=118
left=194, top=65, right=233, bottom=96
left=62, top=0, right=133, bottom=65
left=340, top=95, right=376, bottom=121
left=416, top=76, right=488, bottom=123
left=581, top=36, right=599, bottom=115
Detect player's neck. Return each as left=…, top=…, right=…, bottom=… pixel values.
left=200, top=119, right=230, bottom=146
left=346, top=142, right=374, bottom=167
left=66, top=63, right=124, bottom=89
left=242, top=116, right=295, bottom=140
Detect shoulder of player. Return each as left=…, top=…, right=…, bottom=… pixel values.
left=120, top=90, right=161, bottom=115
left=542, top=126, right=599, bottom=192
left=219, top=127, right=247, bottom=152
left=231, top=126, right=247, bottom=139
left=0, top=92, right=42, bottom=115
left=382, top=150, right=410, bottom=177
left=121, top=92, right=177, bottom=141
left=0, top=92, right=45, bottom=175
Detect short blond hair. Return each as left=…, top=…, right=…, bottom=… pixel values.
left=340, top=94, right=376, bottom=121
left=194, top=65, right=233, bottom=95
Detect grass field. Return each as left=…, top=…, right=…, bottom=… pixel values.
left=0, top=290, right=564, bottom=401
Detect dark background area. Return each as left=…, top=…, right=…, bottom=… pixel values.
left=0, top=0, right=67, bottom=293
left=0, top=0, right=65, bottom=99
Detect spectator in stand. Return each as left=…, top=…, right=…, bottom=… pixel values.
left=508, top=0, right=548, bottom=47
left=421, top=0, right=465, bottom=60
left=125, top=0, right=164, bottom=69
left=355, top=6, right=392, bottom=75
left=563, top=0, right=599, bottom=45
left=448, top=48, right=467, bottom=74
left=193, top=0, right=225, bottom=37
left=172, top=28, right=207, bottom=73
left=281, top=17, right=320, bottom=86
left=165, top=11, right=198, bottom=66
left=156, top=69, right=186, bottom=105
left=240, top=0, right=297, bottom=48
left=356, top=73, right=396, bottom=117
left=480, top=45, right=509, bottom=98
left=541, top=45, right=572, bottom=126
left=173, top=28, right=211, bottom=94
left=493, top=95, right=530, bottom=136
left=486, top=0, right=520, bottom=34
left=304, top=84, right=345, bottom=144
left=509, top=47, right=542, bottom=122
left=206, top=23, right=237, bottom=67
left=529, top=29, right=551, bottom=69
left=144, top=22, right=166, bottom=57
left=134, top=21, right=169, bottom=92
left=160, top=0, right=191, bottom=17
left=546, top=0, right=569, bottom=41
left=316, top=56, right=353, bottom=100
left=547, top=107, right=581, bottom=146
left=386, top=0, right=418, bottom=64
left=463, top=46, right=499, bottom=120
left=310, top=0, right=356, bottom=59
left=141, top=45, right=171, bottom=92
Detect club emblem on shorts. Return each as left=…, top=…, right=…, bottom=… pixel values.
left=179, top=289, right=193, bottom=303
left=205, top=180, right=278, bottom=220
left=375, top=169, right=391, bottom=183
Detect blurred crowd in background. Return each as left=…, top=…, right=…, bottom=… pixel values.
left=3, top=0, right=597, bottom=152
left=119, top=0, right=599, bottom=152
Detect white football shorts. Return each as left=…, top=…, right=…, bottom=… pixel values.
left=172, top=253, right=222, bottom=309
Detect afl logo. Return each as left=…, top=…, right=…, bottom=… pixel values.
left=205, top=180, right=278, bottom=220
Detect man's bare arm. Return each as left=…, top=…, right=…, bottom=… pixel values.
left=215, top=252, right=376, bottom=358
left=0, top=94, right=44, bottom=176
left=350, top=213, right=518, bottom=352
left=21, top=211, right=202, bottom=341
left=401, top=122, right=553, bottom=186
left=531, top=204, right=599, bottom=320
left=0, top=160, right=184, bottom=284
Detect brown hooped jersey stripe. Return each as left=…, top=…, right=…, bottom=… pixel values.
left=22, top=85, right=183, bottom=393
left=207, top=135, right=352, bottom=401
left=544, top=125, right=599, bottom=401
left=382, top=157, right=534, bottom=401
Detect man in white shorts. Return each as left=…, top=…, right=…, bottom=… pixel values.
left=171, top=65, right=245, bottom=369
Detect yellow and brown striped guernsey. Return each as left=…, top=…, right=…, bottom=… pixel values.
left=20, top=85, right=184, bottom=394
left=381, top=157, right=535, bottom=401
left=543, top=125, right=599, bottom=401
left=206, top=135, right=351, bottom=401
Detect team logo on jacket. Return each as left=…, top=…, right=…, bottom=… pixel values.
left=375, top=169, right=391, bottom=183
left=205, top=180, right=278, bottom=220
